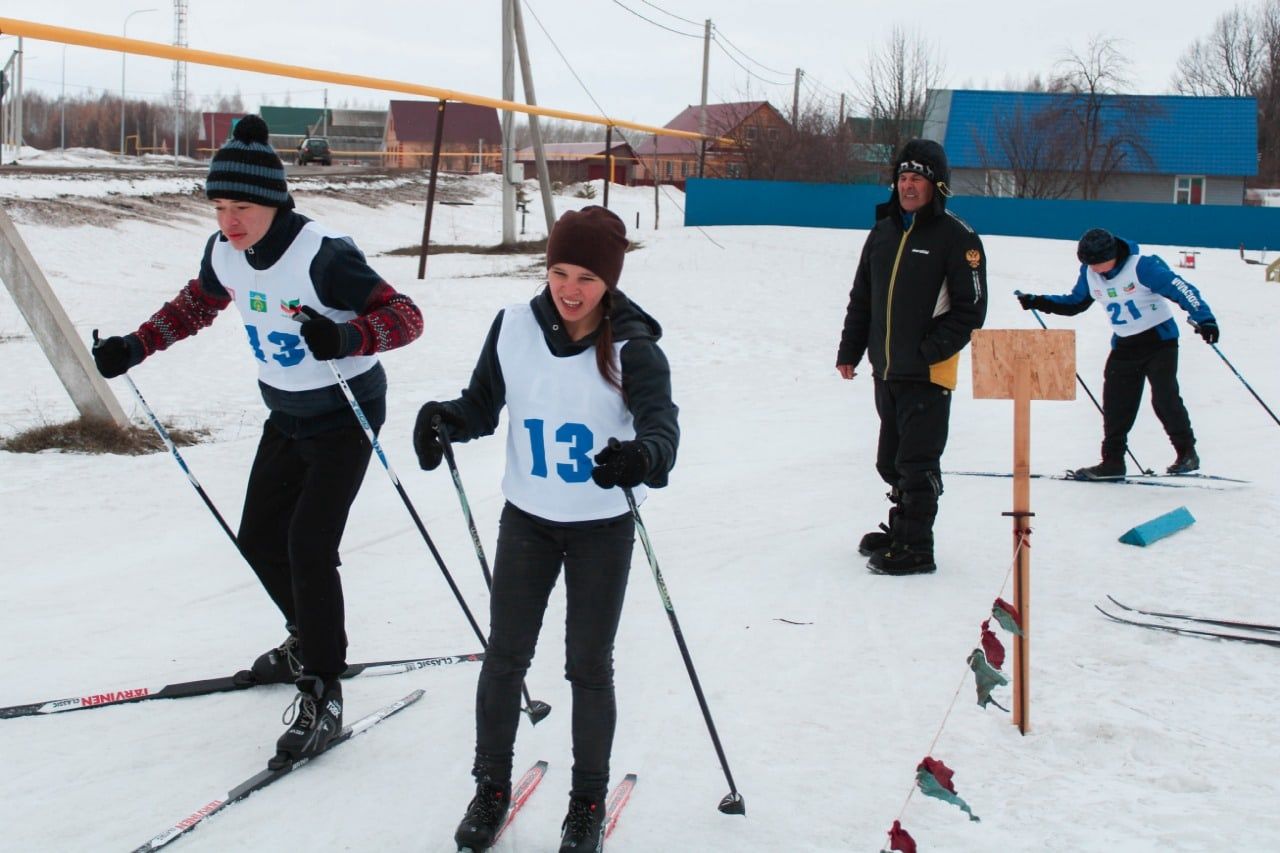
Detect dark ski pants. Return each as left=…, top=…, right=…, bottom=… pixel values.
left=1101, top=339, right=1194, bottom=461
left=237, top=419, right=373, bottom=681
left=873, top=378, right=951, bottom=550
left=474, top=503, right=635, bottom=799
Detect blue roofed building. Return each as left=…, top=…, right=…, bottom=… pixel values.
left=922, top=90, right=1257, bottom=206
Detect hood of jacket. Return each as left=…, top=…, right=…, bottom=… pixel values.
left=530, top=286, right=662, bottom=357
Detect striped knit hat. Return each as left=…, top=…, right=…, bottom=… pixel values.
left=205, top=115, right=292, bottom=208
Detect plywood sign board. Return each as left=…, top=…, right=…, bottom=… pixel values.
left=970, top=329, right=1076, bottom=401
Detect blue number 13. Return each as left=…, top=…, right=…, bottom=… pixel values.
left=522, top=419, right=594, bottom=483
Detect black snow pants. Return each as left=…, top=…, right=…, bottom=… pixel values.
left=873, top=378, right=952, bottom=550
left=473, top=502, right=635, bottom=800
left=1100, top=336, right=1195, bottom=462
left=237, top=417, right=374, bottom=681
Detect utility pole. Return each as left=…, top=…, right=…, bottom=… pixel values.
left=698, top=19, right=710, bottom=179
left=322, top=89, right=328, bottom=135
left=510, top=0, right=556, bottom=234
left=172, top=0, right=189, bottom=163
left=500, top=0, right=516, bottom=245
left=15, top=38, right=23, bottom=155
left=59, top=45, right=66, bottom=150
left=792, top=68, right=803, bottom=126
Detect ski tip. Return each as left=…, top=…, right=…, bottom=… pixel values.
left=718, top=791, right=746, bottom=815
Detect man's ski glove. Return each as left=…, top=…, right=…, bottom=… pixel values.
left=413, top=402, right=463, bottom=471
left=1196, top=321, right=1220, bottom=345
left=297, top=305, right=353, bottom=361
left=91, top=331, right=142, bottom=378
left=1015, top=292, right=1043, bottom=311
left=591, top=439, right=649, bottom=489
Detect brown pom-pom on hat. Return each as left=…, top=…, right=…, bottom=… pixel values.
left=545, top=205, right=628, bottom=288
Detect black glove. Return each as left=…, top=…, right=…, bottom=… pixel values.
left=413, top=402, right=464, bottom=471
left=1015, top=292, right=1040, bottom=311
left=591, top=439, right=650, bottom=490
left=91, top=331, right=141, bottom=378
left=297, top=305, right=351, bottom=361
left=1196, top=321, right=1219, bottom=345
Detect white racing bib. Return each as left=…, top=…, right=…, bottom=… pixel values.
left=212, top=222, right=378, bottom=391
left=1086, top=256, right=1174, bottom=337
left=497, top=302, right=644, bottom=522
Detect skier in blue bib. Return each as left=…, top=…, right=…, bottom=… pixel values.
left=412, top=206, right=678, bottom=853
left=1016, top=227, right=1219, bottom=479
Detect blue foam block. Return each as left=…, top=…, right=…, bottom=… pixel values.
left=1118, top=506, right=1196, bottom=546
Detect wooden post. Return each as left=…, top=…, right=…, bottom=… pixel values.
left=970, top=329, right=1075, bottom=735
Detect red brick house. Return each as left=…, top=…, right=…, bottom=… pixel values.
left=514, top=141, right=638, bottom=184
left=632, top=101, right=790, bottom=186
left=384, top=100, right=502, bottom=171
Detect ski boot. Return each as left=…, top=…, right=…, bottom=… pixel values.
left=559, top=793, right=606, bottom=852
left=454, top=779, right=511, bottom=852
left=269, top=675, right=342, bottom=770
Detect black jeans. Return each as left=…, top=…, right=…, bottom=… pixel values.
left=873, top=378, right=951, bottom=549
left=474, top=503, right=635, bottom=799
left=1101, top=338, right=1194, bottom=461
left=237, top=418, right=373, bottom=680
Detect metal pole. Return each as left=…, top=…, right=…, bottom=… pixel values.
left=417, top=100, right=447, bottom=280
left=603, top=125, right=612, bottom=209
left=510, top=0, right=556, bottom=234
left=500, top=0, right=515, bottom=245
left=121, top=9, right=157, bottom=156
left=59, top=44, right=65, bottom=150
left=698, top=19, right=709, bottom=178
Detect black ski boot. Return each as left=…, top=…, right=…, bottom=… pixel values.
left=269, top=675, right=342, bottom=769
left=858, top=523, right=892, bottom=557
left=1071, top=458, right=1126, bottom=480
left=1167, top=448, right=1200, bottom=474
left=244, top=631, right=301, bottom=685
left=858, top=488, right=902, bottom=556
left=559, top=794, right=606, bottom=852
left=454, top=779, right=511, bottom=852
left=867, top=543, right=937, bottom=576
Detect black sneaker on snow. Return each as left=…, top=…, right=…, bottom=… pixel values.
left=858, top=523, right=892, bottom=557
left=867, top=544, right=937, bottom=576
left=1167, top=450, right=1200, bottom=474
left=269, top=676, right=342, bottom=769
left=1071, top=460, right=1126, bottom=480
left=454, top=780, right=511, bottom=852
left=559, top=794, right=605, bottom=852
left=245, top=632, right=301, bottom=685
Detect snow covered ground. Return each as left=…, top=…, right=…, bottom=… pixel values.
left=2, top=167, right=1279, bottom=852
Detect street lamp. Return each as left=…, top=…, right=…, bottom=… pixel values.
left=120, top=8, right=157, bottom=156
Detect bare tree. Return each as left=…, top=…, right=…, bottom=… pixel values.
left=972, top=100, right=1082, bottom=198
left=856, top=26, right=946, bottom=159
left=1172, top=5, right=1264, bottom=96
left=1260, top=0, right=1280, bottom=181
left=1052, top=36, right=1157, bottom=199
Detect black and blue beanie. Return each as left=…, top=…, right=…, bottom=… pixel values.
left=205, top=115, right=292, bottom=208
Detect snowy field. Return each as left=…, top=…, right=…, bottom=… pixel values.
left=2, top=165, right=1279, bottom=852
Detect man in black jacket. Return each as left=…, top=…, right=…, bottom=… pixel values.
left=836, top=139, right=987, bottom=575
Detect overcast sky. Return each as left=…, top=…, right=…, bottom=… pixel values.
left=1, top=1, right=1229, bottom=134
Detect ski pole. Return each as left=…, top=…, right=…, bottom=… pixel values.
left=319, top=359, right=542, bottom=724
left=92, top=330, right=241, bottom=550
left=1203, top=340, right=1280, bottom=428
left=1026, top=306, right=1154, bottom=474
left=433, top=417, right=552, bottom=724
left=610, top=441, right=745, bottom=816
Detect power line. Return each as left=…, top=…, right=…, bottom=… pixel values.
left=639, top=0, right=702, bottom=28
left=711, top=25, right=789, bottom=77
left=710, top=39, right=790, bottom=88
left=519, top=0, right=723, bottom=249
left=607, top=0, right=702, bottom=38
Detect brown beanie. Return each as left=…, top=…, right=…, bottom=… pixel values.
left=545, top=205, right=628, bottom=288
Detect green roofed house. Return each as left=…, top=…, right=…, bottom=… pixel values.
left=259, top=105, right=328, bottom=153
left=922, top=89, right=1258, bottom=205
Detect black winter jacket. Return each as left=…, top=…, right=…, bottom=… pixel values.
left=441, top=288, right=679, bottom=487
left=837, top=195, right=987, bottom=389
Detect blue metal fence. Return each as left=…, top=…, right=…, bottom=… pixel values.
left=684, top=178, right=1280, bottom=251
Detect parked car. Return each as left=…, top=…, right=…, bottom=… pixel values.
left=296, top=137, right=332, bottom=166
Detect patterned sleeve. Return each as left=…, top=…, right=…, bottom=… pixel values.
left=311, top=235, right=423, bottom=355
left=132, top=278, right=231, bottom=358
left=348, top=282, right=424, bottom=355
